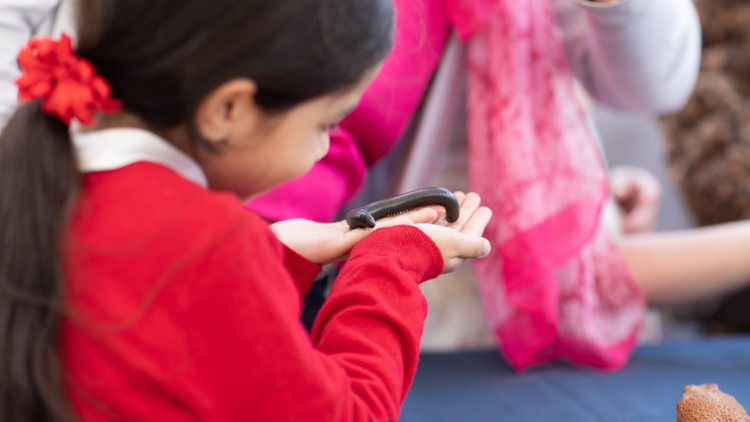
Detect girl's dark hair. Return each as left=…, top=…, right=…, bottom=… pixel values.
left=0, top=0, right=394, bottom=420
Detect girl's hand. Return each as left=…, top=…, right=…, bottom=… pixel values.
left=611, top=166, right=662, bottom=234
left=270, top=205, right=447, bottom=265
left=415, top=192, right=493, bottom=274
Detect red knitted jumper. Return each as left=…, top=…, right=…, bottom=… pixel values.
left=60, top=162, right=443, bottom=421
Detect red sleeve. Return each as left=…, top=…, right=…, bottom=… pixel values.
left=312, top=226, right=444, bottom=410
left=97, top=223, right=443, bottom=421
left=283, top=243, right=322, bottom=297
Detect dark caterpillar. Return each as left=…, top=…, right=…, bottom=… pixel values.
left=346, top=187, right=460, bottom=230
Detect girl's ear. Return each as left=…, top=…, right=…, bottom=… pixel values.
left=194, top=78, right=260, bottom=145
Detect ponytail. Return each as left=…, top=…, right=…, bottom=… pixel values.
left=0, top=101, right=78, bottom=421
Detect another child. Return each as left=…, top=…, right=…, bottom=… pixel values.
left=0, top=0, right=492, bottom=421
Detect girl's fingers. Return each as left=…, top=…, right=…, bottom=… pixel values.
left=442, top=232, right=490, bottom=273
left=343, top=225, right=371, bottom=244
left=436, top=191, right=466, bottom=227
left=414, top=223, right=492, bottom=274
left=444, top=257, right=465, bottom=273
left=431, top=191, right=467, bottom=227
left=460, top=192, right=482, bottom=211
left=453, top=191, right=467, bottom=205
left=322, top=220, right=354, bottom=231
left=458, top=232, right=491, bottom=259
left=460, top=206, right=493, bottom=237
left=378, top=207, right=440, bottom=227
left=450, top=192, right=482, bottom=231
left=420, top=204, right=447, bottom=220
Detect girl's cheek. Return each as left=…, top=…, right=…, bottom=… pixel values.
left=316, top=131, right=331, bottom=161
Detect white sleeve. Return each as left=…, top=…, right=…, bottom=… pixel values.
left=552, top=0, right=701, bottom=113
left=0, top=0, right=60, bottom=127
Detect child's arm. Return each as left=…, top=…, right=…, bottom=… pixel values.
left=269, top=206, right=443, bottom=265
left=180, top=224, right=445, bottom=421
left=282, top=244, right=322, bottom=297
left=184, top=202, right=485, bottom=421
left=308, top=226, right=444, bottom=418
left=620, top=220, right=750, bottom=305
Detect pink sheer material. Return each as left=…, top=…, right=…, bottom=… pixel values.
left=461, top=0, right=645, bottom=370
left=249, top=0, right=646, bottom=371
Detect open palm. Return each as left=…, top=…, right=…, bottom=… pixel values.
left=270, top=206, right=445, bottom=265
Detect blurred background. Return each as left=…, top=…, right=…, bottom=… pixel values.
left=408, top=0, right=750, bottom=350
left=615, top=0, right=750, bottom=339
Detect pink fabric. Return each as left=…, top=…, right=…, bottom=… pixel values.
left=463, top=0, right=645, bottom=370
left=249, top=0, right=646, bottom=371
left=440, top=0, right=497, bottom=40
left=246, top=0, right=451, bottom=222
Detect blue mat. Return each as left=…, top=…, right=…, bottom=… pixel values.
left=401, top=336, right=750, bottom=422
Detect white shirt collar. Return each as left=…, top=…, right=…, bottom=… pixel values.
left=71, top=128, right=208, bottom=187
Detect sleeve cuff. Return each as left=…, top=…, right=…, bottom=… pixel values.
left=349, top=225, right=444, bottom=283
left=283, top=245, right=322, bottom=297
left=568, top=0, right=629, bottom=9
left=569, top=0, right=658, bottom=24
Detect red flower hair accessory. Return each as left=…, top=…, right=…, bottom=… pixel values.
left=15, top=34, right=122, bottom=125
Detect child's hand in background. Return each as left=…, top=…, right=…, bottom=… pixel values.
left=415, top=192, right=493, bottom=274
left=270, top=205, right=446, bottom=265
left=611, top=166, right=662, bottom=234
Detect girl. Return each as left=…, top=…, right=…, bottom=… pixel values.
left=0, top=0, right=492, bottom=421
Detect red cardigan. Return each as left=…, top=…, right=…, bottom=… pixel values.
left=61, top=162, right=444, bottom=421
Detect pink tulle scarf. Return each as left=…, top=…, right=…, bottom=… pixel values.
left=447, top=0, right=646, bottom=370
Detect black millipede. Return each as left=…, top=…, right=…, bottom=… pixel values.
left=345, top=187, right=460, bottom=230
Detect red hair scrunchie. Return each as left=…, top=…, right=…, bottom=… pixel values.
left=15, top=33, right=122, bottom=126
